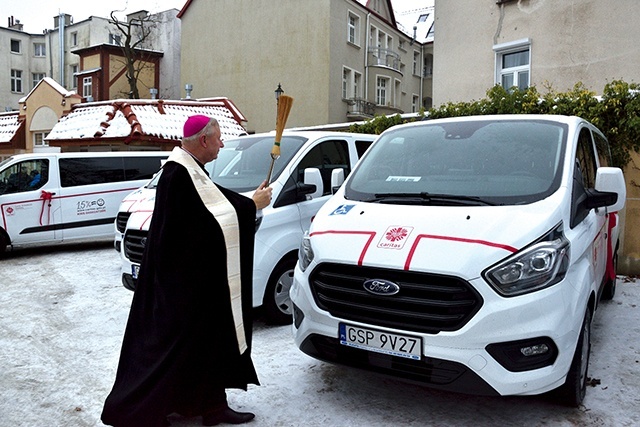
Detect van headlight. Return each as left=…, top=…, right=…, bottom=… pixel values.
left=483, top=224, right=570, bottom=297
left=298, top=232, right=314, bottom=272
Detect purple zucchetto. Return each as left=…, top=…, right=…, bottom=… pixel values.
left=183, top=115, right=212, bottom=138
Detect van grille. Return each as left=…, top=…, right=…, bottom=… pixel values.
left=116, top=212, right=132, bottom=233
left=123, top=230, right=147, bottom=264
left=309, top=263, right=483, bottom=334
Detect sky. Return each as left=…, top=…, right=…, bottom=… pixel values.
left=1, top=0, right=187, bottom=34
left=2, top=0, right=434, bottom=35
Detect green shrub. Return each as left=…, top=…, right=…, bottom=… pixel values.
left=350, top=80, right=640, bottom=168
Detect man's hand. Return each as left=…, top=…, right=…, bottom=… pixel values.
left=252, top=180, right=273, bottom=210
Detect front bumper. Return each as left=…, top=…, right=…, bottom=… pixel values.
left=291, top=264, right=587, bottom=397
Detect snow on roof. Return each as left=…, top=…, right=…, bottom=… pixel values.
left=395, top=4, right=434, bottom=43
left=18, top=77, right=77, bottom=103
left=46, top=99, right=247, bottom=143
left=0, top=112, right=21, bottom=144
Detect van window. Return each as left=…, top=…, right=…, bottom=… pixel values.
left=346, top=119, right=568, bottom=205
left=575, top=128, right=597, bottom=189
left=124, top=157, right=166, bottom=180
left=207, top=135, right=307, bottom=192
left=59, top=156, right=164, bottom=187
left=593, top=131, right=612, bottom=168
left=60, top=157, right=125, bottom=187
left=356, top=139, right=374, bottom=158
left=571, top=127, right=599, bottom=227
left=0, top=159, right=49, bottom=195
left=296, top=140, right=350, bottom=196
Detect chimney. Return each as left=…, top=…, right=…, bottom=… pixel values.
left=53, top=13, right=73, bottom=29
left=8, top=16, right=24, bottom=31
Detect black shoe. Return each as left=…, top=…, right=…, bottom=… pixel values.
left=202, top=407, right=255, bottom=426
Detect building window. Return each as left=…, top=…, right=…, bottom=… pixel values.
left=376, top=76, right=389, bottom=105
left=342, top=67, right=361, bottom=100
left=34, top=132, right=49, bottom=147
left=369, top=26, right=394, bottom=67
left=70, top=65, right=79, bottom=88
left=71, top=32, right=78, bottom=46
left=347, top=11, right=360, bottom=45
left=413, top=51, right=420, bottom=76
left=423, top=54, right=433, bottom=77
left=494, top=38, right=531, bottom=91
left=11, top=69, right=23, bottom=93
left=32, top=73, right=46, bottom=89
left=342, top=69, right=348, bottom=99
left=83, top=76, right=93, bottom=98
left=11, top=39, right=21, bottom=53
left=109, top=33, right=121, bottom=46
left=412, top=95, right=419, bottom=113
left=34, top=43, right=46, bottom=57
left=353, top=72, right=361, bottom=99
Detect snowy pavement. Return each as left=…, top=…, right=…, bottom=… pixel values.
left=1, top=241, right=639, bottom=427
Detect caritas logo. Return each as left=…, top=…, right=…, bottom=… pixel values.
left=5, top=206, right=14, bottom=216
left=377, top=226, right=414, bottom=249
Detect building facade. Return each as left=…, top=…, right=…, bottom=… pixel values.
left=431, top=0, right=640, bottom=272
left=432, top=0, right=640, bottom=104
left=178, top=0, right=433, bottom=134
left=0, top=9, right=182, bottom=112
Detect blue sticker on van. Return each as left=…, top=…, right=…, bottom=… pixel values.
left=329, top=205, right=355, bottom=216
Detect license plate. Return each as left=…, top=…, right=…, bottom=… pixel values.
left=132, top=264, right=140, bottom=279
left=339, top=323, right=422, bottom=360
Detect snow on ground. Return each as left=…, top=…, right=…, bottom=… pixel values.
left=1, top=241, right=639, bottom=427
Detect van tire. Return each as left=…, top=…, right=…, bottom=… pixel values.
left=0, top=232, right=8, bottom=256
left=263, top=257, right=296, bottom=325
left=554, top=308, right=591, bottom=407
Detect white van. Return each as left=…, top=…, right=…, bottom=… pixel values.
left=0, top=151, right=169, bottom=253
left=118, top=131, right=376, bottom=324
left=290, top=115, right=626, bottom=406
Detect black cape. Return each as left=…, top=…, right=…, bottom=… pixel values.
left=102, top=161, right=259, bottom=427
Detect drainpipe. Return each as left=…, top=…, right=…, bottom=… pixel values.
left=47, top=30, right=53, bottom=79
left=364, top=12, right=371, bottom=103
left=59, top=13, right=65, bottom=87
left=420, top=45, right=424, bottom=109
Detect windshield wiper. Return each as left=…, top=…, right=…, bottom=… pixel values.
left=370, top=192, right=496, bottom=206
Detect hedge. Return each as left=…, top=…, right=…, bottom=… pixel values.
left=349, top=80, right=640, bottom=169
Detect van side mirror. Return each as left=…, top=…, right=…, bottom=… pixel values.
left=302, top=168, right=323, bottom=199
left=595, top=167, right=626, bottom=212
left=330, top=168, right=345, bottom=194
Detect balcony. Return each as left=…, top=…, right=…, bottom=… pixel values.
left=368, top=47, right=401, bottom=72
left=346, top=97, right=376, bottom=120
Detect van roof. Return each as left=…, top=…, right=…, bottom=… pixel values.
left=5, top=151, right=172, bottom=161
left=231, top=130, right=377, bottom=140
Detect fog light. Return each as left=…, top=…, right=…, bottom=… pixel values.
left=486, top=337, right=558, bottom=372
left=520, top=343, right=549, bottom=357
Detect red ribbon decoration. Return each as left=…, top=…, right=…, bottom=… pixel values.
left=40, top=190, right=54, bottom=226
left=605, top=213, right=618, bottom=281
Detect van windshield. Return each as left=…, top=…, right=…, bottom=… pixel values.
left=206, top=135, right=307, bottom=192
left=346, top=119, right=567, bottom=206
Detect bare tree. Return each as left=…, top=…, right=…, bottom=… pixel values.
left=109, top=10, right=159, bottom=99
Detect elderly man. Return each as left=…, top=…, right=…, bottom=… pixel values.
left=102, top=115, right=272, bottom=427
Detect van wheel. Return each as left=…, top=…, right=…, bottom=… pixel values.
left=601, top=246, right=618, bottom=300
left=263, top=257, right=295, bottom=325
left=554, top=308, right=591, bottom=407
left=0, top=233, right=8, bottom=256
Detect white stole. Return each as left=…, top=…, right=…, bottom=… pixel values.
left=167, top=147, right=247, bottom=354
